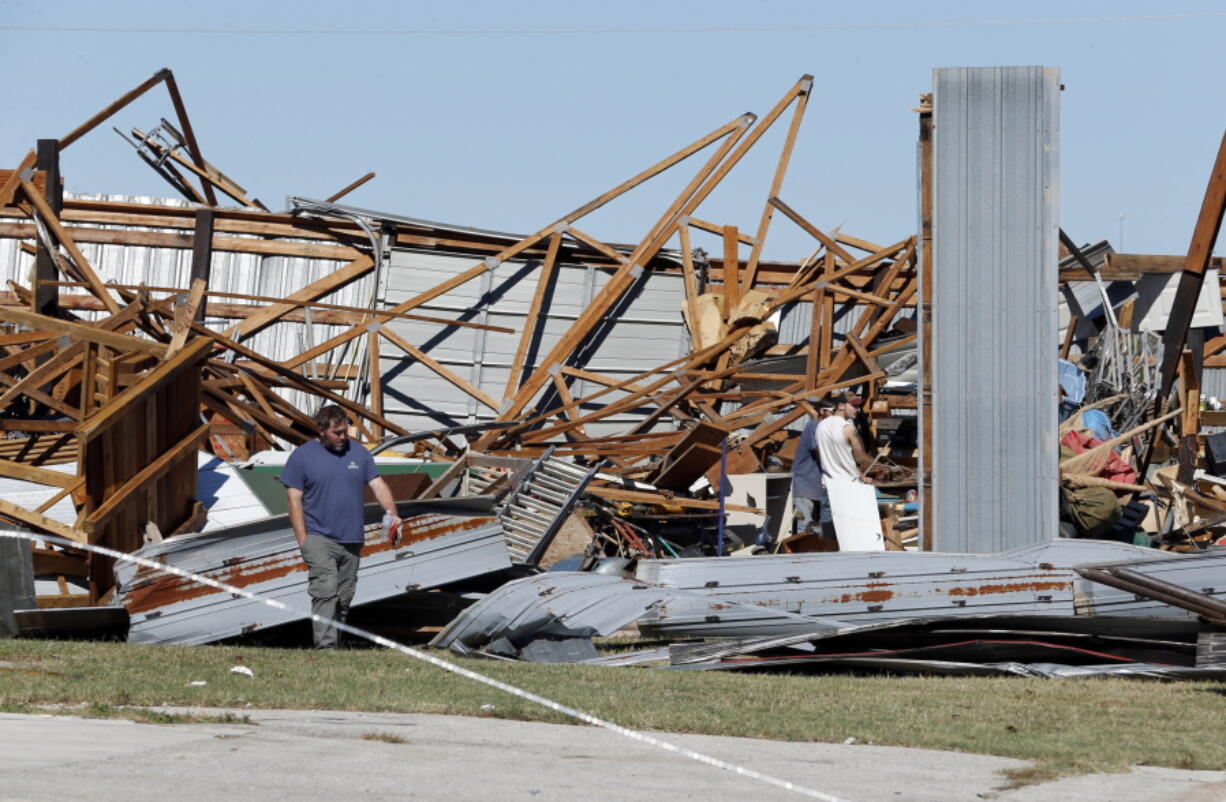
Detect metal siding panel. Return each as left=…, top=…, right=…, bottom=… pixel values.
left=382, top=247, right=688, bottom=430
left=931, top=67, right=1060, bottom=552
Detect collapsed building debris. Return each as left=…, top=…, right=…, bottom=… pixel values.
left=0, top=64, right=1225, bottom=685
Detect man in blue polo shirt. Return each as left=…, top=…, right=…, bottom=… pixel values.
left=282, top=405, right=401, bottom=649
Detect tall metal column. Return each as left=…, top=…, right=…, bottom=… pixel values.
left=929, top=67, right=1061, bottom=552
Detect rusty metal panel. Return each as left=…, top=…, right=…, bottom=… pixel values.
left=115, top=500, right=512, bottom=645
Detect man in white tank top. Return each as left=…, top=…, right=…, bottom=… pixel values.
left=816, top=393, right=873, bottom=484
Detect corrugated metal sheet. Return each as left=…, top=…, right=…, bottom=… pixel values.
left=635, top=539, right=1155, bottom=638
left=928, top=66, right=1060, bottom=552
left=1073, top=548, right=1226, bottom=621
left=382, top=247, right=689, bottom=435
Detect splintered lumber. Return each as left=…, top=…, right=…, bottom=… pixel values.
left=282, top=111, right=755, bottom=376
left=500, top=79, right=814, bottom=423
left=587, top=485, right=762, bottom=515
left=18, top=179, right=121, bottom=313
left=0, top=71, right=928, bottom=571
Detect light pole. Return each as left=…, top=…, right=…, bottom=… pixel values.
left=1116, top=211, right=1127, bottom=252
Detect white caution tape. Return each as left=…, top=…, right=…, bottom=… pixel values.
left=0, top=529, right=848, bottom=802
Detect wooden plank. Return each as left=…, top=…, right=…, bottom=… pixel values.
left=819, top=290, right=835, bottom=372
left=563, top=225, right=630, bottom=265
left=587, top=485, right=761, bottom=514
left=0, top=419, right=78, bottom=432
left=38, top=279, right=506, bottom=333
left=0, top=498, right=87, bottom=541
left=1142, top=130, right=1226, bottom=474
left=0, top=457, right=78, bottom=488
left=82, top=423, right=209, bottom=533
left=550, top=373, right=590, bottom=441
left=1057, top=253, right=1226, bottom=281
left=0, top=151, right=37, bottom=209
left=678, top=225, right=702, bottom=345
left=188, top=208, right=214, bottom=323
left=806, top=284, right=824, bottom=390
left=18, top=180, right=121, bottom=314
left=686, top=216, right=755, bottom=245
left=503, top=231, right=562, bottom=399
left=844, top=332, right=881, bottom=375
left=326, top=171, right=376, bottom=203
left=31, top=548, right=88, bottom=577
left=162, top=72, right=218, bottom=206
left=767, top=195, right=855, bottom=264
left=722, top=226, right=740, bottom=317
left=743, top=77, right=811, bottom=289
left=59, top=69, right=169, bottom=150
left=0, top=221, right=362, bottom=261
left=166, top=278, right=207, bottom=355
left=33, top=140, right=62, bottom=318
left=0, top=305, right=167, bottom=357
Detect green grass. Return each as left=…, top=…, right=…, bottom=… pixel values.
left=3, top=637, right=1225, bottom=786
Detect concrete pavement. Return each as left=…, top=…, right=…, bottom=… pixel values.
left=1, top=707, right=1224, bottom=801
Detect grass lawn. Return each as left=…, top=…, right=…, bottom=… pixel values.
left=3, top=637, right=1225, bottom=786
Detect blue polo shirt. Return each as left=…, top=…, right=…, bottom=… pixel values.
left=280, top=439, right=378, bottom=544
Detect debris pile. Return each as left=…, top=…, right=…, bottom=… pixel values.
left=2, top=66, right=1226, bottom=682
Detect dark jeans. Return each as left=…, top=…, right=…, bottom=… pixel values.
left=300, top=533, right=362, bottom=649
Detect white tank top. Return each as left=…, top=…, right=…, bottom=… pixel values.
left=816, top=415, right=860, bottom=481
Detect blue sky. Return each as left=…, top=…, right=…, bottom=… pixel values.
left=3, top=1, right=1225, bottom=261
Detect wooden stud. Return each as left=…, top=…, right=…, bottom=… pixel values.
left=722, top=226, right=740, bottom=317
left=18, top=180, right=121, bottom=314
left=504, top=231, right=562, bottom=399
left=742, top=77, right=811, bottom=289
left=325, top=171, right=376, bottom=203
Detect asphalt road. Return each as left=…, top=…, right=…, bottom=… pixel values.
left=1, top=708, right=1224, bottom=801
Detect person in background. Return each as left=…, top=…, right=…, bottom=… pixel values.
left=792, top=402, right=834, bottom=537
left=816, top=392, right=875, bottom=486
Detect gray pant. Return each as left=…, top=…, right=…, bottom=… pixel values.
left=300, top=533, right=363, bottom=649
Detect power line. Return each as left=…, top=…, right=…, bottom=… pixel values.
left=1, top=13, right=1225, bottom=37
